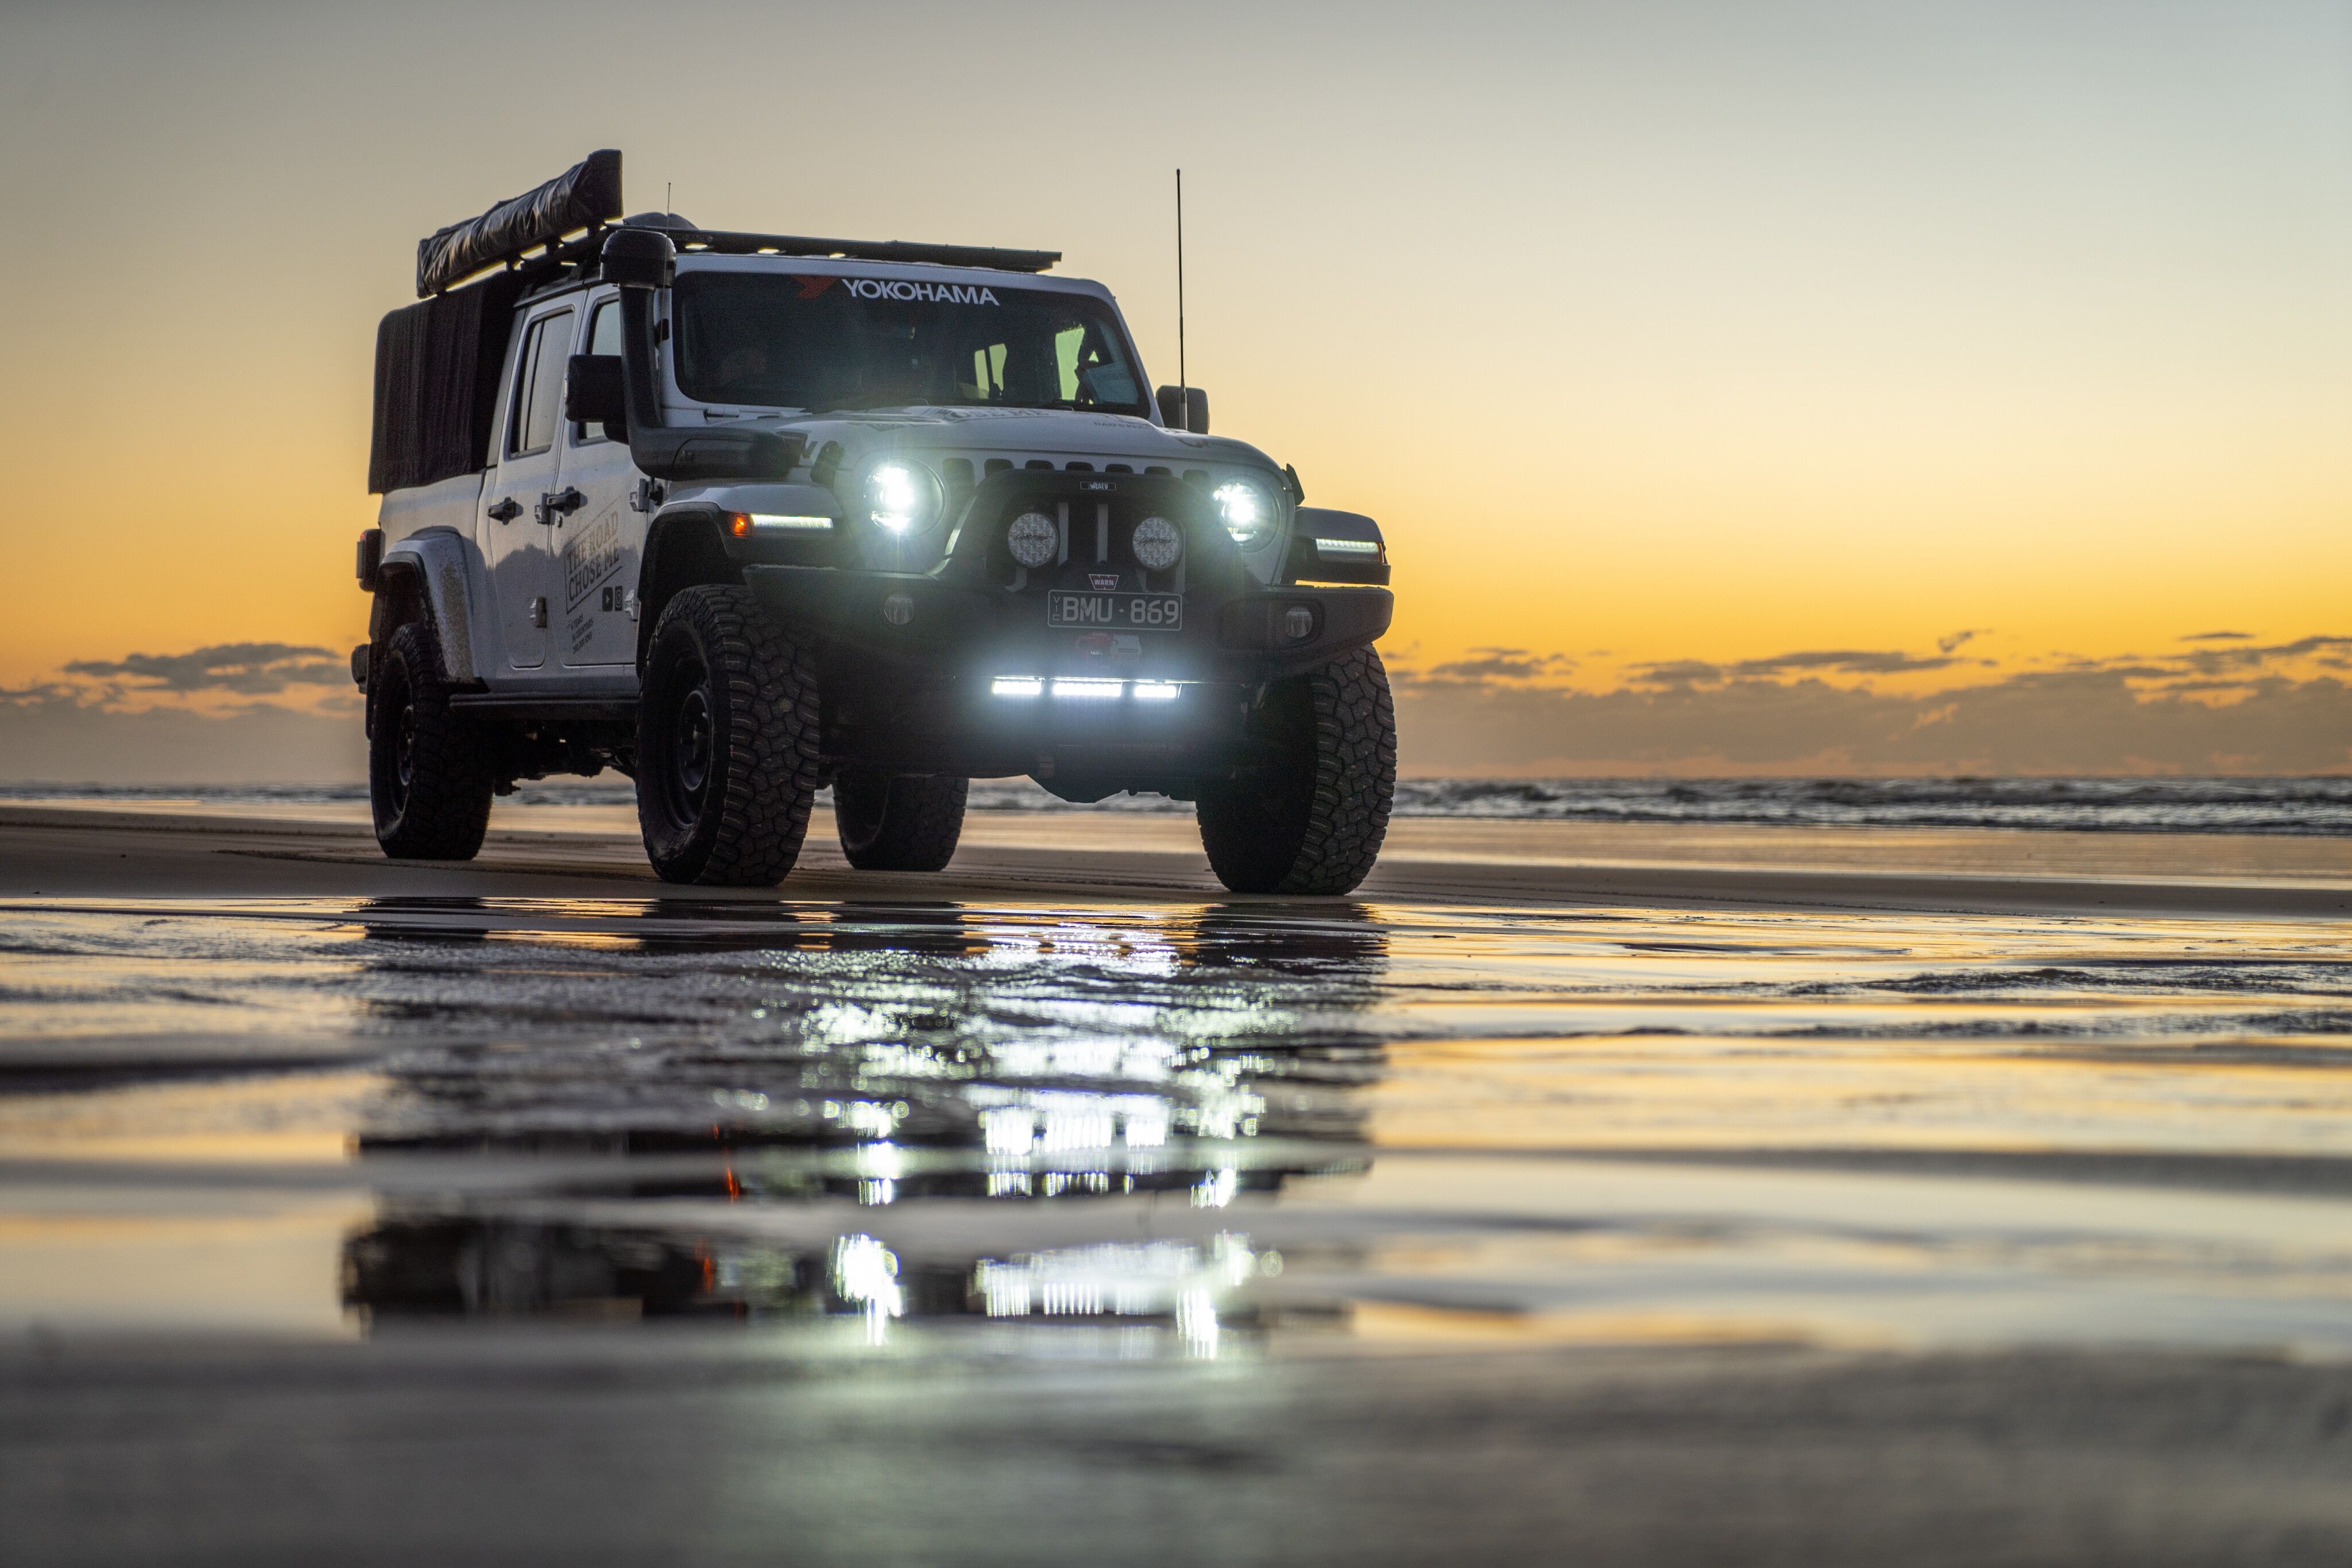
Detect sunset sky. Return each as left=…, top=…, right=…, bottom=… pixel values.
left=2, top=0, right=2346, bottom=776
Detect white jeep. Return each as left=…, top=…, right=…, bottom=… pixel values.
left=357, top=152, right=1395, bottom=892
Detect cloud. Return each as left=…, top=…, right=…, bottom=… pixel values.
left=1395, top=665, right=2352, bottom=776
left=1724, top=649, right=1960, bottom=677
left=1626, top=649, right=1960, bottom=686
left=0, top=698, right=362, bottom=783
left=1626, top=660, right=1724, bottom=688
left=2175, top=635, right=2352, bottom=676
left=2180, top=630, right=2253, bottom=642
left=1423, top=648, right=1576, bottom=682
left=61, top=642, right=347, bottom=695
left=1936, top=629, right=1989, bottom=655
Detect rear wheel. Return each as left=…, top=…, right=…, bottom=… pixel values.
left=834, top=768, right=968, bottom=872
left=1197, top=646, right=1396, bottom=895
left=369, top=621, right=493, bottom=861
left=635, top=584, right=821, bottom=886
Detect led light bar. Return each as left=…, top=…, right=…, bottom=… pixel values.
left=1314, top=537, right=1379, bottom=556
left=988, top=678, right=1193, bottom=702
left=752, top=513, right=833, bottom=531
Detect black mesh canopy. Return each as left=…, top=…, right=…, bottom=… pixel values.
left=368, top=271, right=522, bottom=494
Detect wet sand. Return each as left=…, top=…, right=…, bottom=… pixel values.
left=5, top=803, right=2351, bottom=1563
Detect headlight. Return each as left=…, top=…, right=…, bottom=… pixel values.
left=1130, top=516, right=1182, bottom=571
left=1006, top=511, right=1058, bottom=568
left=1213, top=479, right=1278, bottom=549
left=864, top=461, right=941, bottom=535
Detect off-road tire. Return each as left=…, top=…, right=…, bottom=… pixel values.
left=635, top=584, right=821, bottom=886
left=1197, top=646, right=1396, bottom=895
left=834, top=769, right=969, bottom=872
left=369, top=621, right=493, bottom=861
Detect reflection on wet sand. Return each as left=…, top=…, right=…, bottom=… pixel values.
left=330, top=900, right=1380, bottom=1345
left=4, top=889, right=2351, bottom=1358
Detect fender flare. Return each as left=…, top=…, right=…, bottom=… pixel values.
left=378, top=526, right=488, bottom=684
left=633, top=504, right=737, bottom=669
left=1285, top=508, right=1390, bottom=587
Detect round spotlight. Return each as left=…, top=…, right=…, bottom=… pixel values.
left=1131, top=516, right=1182, bottom=571
left=1006, top=511, right=1058, bottom=568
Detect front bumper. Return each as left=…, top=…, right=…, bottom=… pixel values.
left=741, top=565, right=1391, bottom=783
left=744, top=565, right=1391, bottom=675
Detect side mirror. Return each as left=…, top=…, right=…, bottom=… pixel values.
left=1155, top=385, right=1209, bottom=435
left=566, top=355, right=627, bottom=433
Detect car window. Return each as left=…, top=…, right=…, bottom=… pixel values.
left=577, top=300, right=623, bottom=444
left=672, top=273, right=1146, bottom=415
left=509, top=309, right=575, bottom=458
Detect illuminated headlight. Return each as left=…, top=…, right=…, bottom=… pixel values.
left=1130, top=515, right=1182, bottom=571
left=863, top=461, right=940, bottom=535
left=1006, top=510, right=1058, bottom=568
left=1212, top=479, right=1278, bottom=549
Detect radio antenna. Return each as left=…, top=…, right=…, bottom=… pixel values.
left=1175, top=168, right=1187, bottom=429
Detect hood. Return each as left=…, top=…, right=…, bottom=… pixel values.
left=698, top=404, right=1285, bottom=478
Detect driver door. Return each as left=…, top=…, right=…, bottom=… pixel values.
left=555, top=293, right=645, bottom=671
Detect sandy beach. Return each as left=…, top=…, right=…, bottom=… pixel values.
left=5, top=802, right=2351, bottom=1564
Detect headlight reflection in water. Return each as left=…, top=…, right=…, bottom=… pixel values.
left=336, top=900, right=1388, bottom=1354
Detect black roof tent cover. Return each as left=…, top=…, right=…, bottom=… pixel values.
left=416, top=149, right=624, bottom=298
left=367, top=270, right=521, bottom=494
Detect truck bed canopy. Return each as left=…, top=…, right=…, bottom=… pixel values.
left=367, top=270, right=521, bottom=495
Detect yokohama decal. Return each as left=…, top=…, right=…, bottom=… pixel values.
left=840, top=278, right=1001, bottom=305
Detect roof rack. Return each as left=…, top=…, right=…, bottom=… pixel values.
left=417, top=150, right=1062, bottom=296
left=656, top=227, right=1060, bottom=274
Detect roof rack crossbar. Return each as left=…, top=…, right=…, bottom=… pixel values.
left=657, top=228, right=1060, bottom=273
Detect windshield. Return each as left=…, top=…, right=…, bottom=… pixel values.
left=673, top=271, right=1147, bottom=415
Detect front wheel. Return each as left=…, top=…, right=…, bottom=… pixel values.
left=635, top=584, right=822, bottom=886
left=834, top=768, right=968, bottom=872
left=369, top=621, right=493, bottom=861
left=1197, top=646, right=1396, bottom=895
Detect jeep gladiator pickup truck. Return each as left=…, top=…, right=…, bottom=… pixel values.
left=357, top=151, right=1395, bottom=892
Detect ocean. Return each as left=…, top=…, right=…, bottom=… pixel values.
left=4, top=776, right=2347, bottom=835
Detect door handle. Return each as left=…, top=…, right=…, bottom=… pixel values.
left=535, top=487, right=586, bottom=525
left=487, top=497, right=521, bottom=524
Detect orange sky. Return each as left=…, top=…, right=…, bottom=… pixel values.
left=1, top=0, right=2346, bottom=773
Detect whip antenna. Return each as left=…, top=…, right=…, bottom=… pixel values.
left=1176, top=168, right=1186, bottom=430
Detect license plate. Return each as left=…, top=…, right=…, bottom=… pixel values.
left=1046, top=591, right=1184, bottom=631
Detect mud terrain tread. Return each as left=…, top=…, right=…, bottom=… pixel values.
left=371, top=622, right=493, bottom=861
left=639, top=585, right=821, bottom=886
left=1276, top=646, right=1397, bottom=895
left=1197, top=646, right=1396, bottom=896
left=836, top=772, right=969, bottom=873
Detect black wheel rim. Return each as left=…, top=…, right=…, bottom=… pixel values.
left=835, top=768, right=889, bottom=850
left=391, top=699, right=417, bottom=817
left=659, top=658, right=715, bottom=829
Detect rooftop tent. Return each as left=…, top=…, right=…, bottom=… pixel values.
left=366, top=270, right=523, bottom=494
left=415, top=149, right=624, bottom=299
